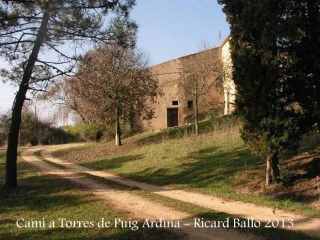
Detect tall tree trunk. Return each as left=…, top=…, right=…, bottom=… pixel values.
left=115, top=106, right=122, bottom=146
left=271, top=151, right=280, bottom=183
left=5, top=12, right=50, bottom=188
left=266, top=157, right=272, bottom=186
left=266, top=151, right=280, bottom=186
left=194, top=98, right=199, bottom=135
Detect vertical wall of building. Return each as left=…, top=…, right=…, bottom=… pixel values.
left=221, top=38, right=236, bottom=115
left=141, top=59, right=185, bottom=130
left=138, top=36, right=232, bottom=131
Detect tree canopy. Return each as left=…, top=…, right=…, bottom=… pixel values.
left=71, top=44, right=160, bottom=146
left=0, top=0, right=137, bottom=187
left=179, top=48, right=223, bottom=134
left=218, top=0, right=320, bottom=185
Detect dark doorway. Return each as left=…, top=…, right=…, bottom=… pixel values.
left=167, top=108, right=178, bottom=127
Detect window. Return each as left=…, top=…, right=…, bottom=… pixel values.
left=172, top=100, right=178, bottom=106
left=187, top=100, right=193, bottom=109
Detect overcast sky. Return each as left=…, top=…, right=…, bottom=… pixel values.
left=0, top=0, right=230, bottom=118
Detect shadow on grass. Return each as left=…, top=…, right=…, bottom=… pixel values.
left=294, top=157, right=320, bottom=180
left=100, top=228, right=187, bottom=240
left=0, top=159, right=184, bottom=240
left=0, top=174, right=93, bottom=214
left=124, top=146, right=263, bottom=189
left=0, top=225, right=181, bottom=240
left=195, top=212, right=317, bottom=240
left=0, top=226, right=185, bottom=240
left=83, top=154, right=143, bottom=171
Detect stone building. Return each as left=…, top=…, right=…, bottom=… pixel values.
left=139, top=36, right=235, bottom=131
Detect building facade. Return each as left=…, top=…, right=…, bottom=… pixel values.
left=139, top=36, right=235, bottom=131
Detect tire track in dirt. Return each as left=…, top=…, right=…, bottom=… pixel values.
left=40, top=144, right=320, bottom=239
left=22, top=146, right=260, bottom=240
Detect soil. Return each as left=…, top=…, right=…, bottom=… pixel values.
left=22, top=145, right=260, bottom=240
left=21, top=144, right=320, bottom=239
left=232, top=150, right=320, bottom=210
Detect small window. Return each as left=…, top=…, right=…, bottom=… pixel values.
left=172, top=100, right=178, bottom=106
left=187, top=100, right=193, bottom=109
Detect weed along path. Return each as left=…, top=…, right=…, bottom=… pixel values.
left=21, top=146, right=259, bottom=240
left=22, top=144, right=319, bottom=239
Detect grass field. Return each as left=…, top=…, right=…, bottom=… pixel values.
left=52, top=116, right=320, bottom=217
left=0, top=149, right=181, bottom=240
left=78, top=170, right=315, bottom=240
left=0, top=149, right=315, bottom=240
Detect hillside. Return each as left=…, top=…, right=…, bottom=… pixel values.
left=52, top=116, right=320, bottom=217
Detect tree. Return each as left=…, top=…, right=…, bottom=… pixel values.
left=179, top=47, right=223, bottom=134
left=0, top=107, right=76, bottom=146
left=0, top=112, right=10, bottom=146
left=71, top=44, right=160, bottom=146
left=218, top=0, right=320, bottom=185
left=0, top=0, right=136, bottom=187
left=37, top=77, right=86, bottom=123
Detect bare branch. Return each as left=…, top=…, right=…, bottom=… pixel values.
left=0, top=40, right=35, bottom=46
left=43, top=42, right=76, bottom=60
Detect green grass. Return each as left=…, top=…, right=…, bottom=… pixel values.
left=63, top=169, right=316, bottom=240
left=30, top=155, right=314, bottom=240
left=52, top=116, right=320, bottom=218
left=34, top=150, right=70, bottom=170
left=138, top=190, right=316, bottom=240
left=0, top=149, right=181, bottom=240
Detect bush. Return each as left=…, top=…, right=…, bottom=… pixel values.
left=30, top=136, right=39, bottom=146
left=64, top=123, right=112, bottom=142
left=40, top=127, right=80, bottom=145
left=278, top=165, right=295, bottom=185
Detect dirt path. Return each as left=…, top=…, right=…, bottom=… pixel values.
left=38, top=145, right=320, bottom=239
left=21, top=146, right=260, bottom=240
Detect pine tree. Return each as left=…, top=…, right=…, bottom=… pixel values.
left=218, top=0, right=319, bottom=185
left=0, top=0, right=136, bottom=187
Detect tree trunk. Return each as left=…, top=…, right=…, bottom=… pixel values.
left=266, top=158, right=272, bottom=186
left=271, top=151, right=280, bottom=183
left=266, top=152, right=280, bottom=186
left=194, top=98, right=199, bottom=135
left=5, top=12, right=50, bottom=188
left=115, top=106, right=122, bottom=146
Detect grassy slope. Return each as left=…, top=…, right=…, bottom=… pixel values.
left=0, top=150, right=181, bottom=240
left=53, top=117, right=320, bottom=217
left=80, top=170, right=315, bottom=240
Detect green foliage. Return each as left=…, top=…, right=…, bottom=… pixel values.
left=218, top=0, right=320, bottom=183
left=64, top=123, right=110, bottom=142
left=19, top=111, right=78, bottom=145
left=0, top=113, right=10, bottom=147
left=72, top=44, right=161, bottom=145
left=0, top=111, right=79, bottom=146
left=278, top=165, right=295, bottom=185
left=53, top=118, right=320, bottom=217
left=1, top=0, right=138, bottom=187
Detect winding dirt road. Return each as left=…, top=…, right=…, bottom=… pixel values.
left=21, top=144, right=320, bottom=239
